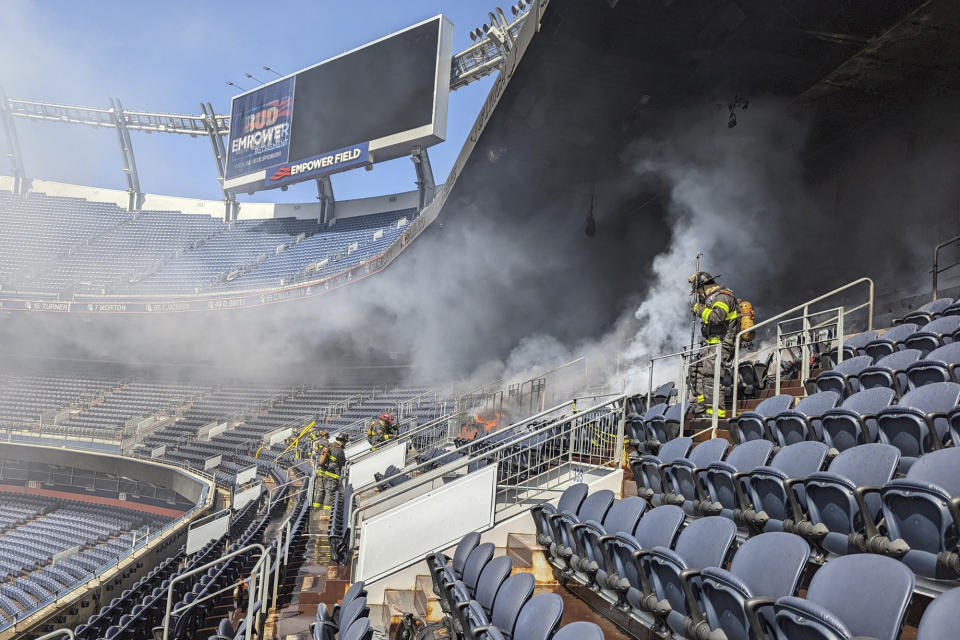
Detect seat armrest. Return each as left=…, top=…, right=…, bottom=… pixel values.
left=732, top=471, right=753, bottom=512
left=631, top=549, right=655, bottom=596
left=924, top=411, right=948, bottom=449
left=678, top=568, right=705, bottom=624
left=852, top=486, right=883, bottom=539
left=782, top=477, right=808, bottom=523
left=742, top=597, right=776, bottom=640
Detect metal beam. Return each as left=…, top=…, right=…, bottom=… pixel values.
left=411, top=146, right=436, bottom=212
left=316, top=176, right=334, bottom=224
left=200, top=102, right=237, bottom=220
left=0, top=88, right=27, bottom=195
left=110, top=98, right=142, bottom=211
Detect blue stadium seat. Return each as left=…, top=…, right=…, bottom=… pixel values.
left=905, top=341, right=960, bottom=388
left=740, top=441, right=829, bottom=533
left=549, top=490, right=614, bottom=570
left=902, top=297, right=955, bottom=326
left=828, top=330, right=878, bottom=366
left=792, top=443, right=900, bottom=556
left=769, top=391, right=841, bottom=446
left=599, top=505, right=685, bottom=607
left=876, top=447, right=960, bottom=579
left=632, top=437, right=692, bottom=501
left=553, top=621, right=604, bottom=640
left=917, top=587, right=960, bottom=640
left=659, top=438, right=730, bottom=511
left=858, top=348, right=922, bottom=396
left=819, top=387, right=896, bottom=452
left=631, top=516, right=737, bottom=636
left=904, top=315, right=960, bottom=355
left=814, top=355, right=874, bottom=398
left=863, top=323, right=919, bottom=361
left=729, top=394, right=795, bottom=443
left=531, top=485, right=587, bottom=549
left=464, top=573, right=535, bottom=640
left=570, top=496, right=646, bottom=585
left=695, top=439, right=775, bottom=519
left=765, top=554, right=914, bottom=640
left=685, top=532, right=810, bottom=640
left=875, top=381, right=960, bottom=471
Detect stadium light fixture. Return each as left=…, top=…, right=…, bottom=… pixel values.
left=244, top=72, right=265, bottom=85
left=225, top=80, right=247, bottom=91
left=262, top=66, right=284, bottom=77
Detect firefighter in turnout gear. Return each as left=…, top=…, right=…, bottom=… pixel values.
left=313, top=433, right=347, bottom=510
left=366, top=412, right=397, bottom=449
left=688, top=272, right=739, bottom=418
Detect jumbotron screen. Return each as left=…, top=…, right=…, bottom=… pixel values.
left=224, top=15, right=453, bottom=192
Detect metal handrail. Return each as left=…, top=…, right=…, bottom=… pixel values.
left=731, top=277, right=874, bottom=417
left=933, top=234, right=960, bottom=300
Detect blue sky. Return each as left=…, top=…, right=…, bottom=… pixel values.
left=0, top=1, right=497, bottom=203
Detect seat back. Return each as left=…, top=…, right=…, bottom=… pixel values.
left=473, top=556, right=513, bottom=612
left=340, top=618, right=372, bottom=640
left=917, top=586, right=960, bottom=640
left=556, top=484, right=589, bottom=515
left=633, top=505, right=685, bottom=549
left=780, top=554, right=915, bottom=640
left=860, top=348, right=922, bottom=393
left=699, top=532, right=809, bottom=640
left=865, top=323, right=919, bottom=360
left=833, top=330, right=878, bottom=362
left=657, top=437, right=693, bottom=463
left=816, top=355, right=873, bottom=396
left=770, top=441, right=829, bottom=478
left=461, top=543, right=495, bottom=592
left=452, top=533, right=481, bottom=576
left=672, top=516, right=737, bottom=570
left=577, top=489, right=615, bottom=523
left=906, top=316, right=960, bottom=354
left=821, top=387, right=897, bottom=450
left=489, top=573, right=536, bottom=637
left=908, top=342, right=960, bottom=388
left=723, top=439, right=775, bottom=471
left=771, top=391, right=841, bottom=446
left=600, top=497, right=647, bottom=537
left=687, top=438, right=730, bottom=467
left=877, top=381, right=960, bottom=460
left=513, top=594, right=564, bottom=640
left=748, top=442, right=828, bottom=527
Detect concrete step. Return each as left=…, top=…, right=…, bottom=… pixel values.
left=415, top=574, right=443, bottom=622
left=506, top=533, right=537, bottom=569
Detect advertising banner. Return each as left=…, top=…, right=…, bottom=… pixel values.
left=226, top=77, right=295, bottom=179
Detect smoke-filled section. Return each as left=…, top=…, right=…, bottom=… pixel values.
left=1, top=0, right=960, bottom=397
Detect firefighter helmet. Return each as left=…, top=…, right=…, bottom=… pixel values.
left=335, top=433, right=348, bottom=443
left=379, top=412, right=394, bottom=423
left=689, top=271, right=719, bottom=292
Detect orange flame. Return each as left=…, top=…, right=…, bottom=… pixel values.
left=458, top=412, right=503, bottom=440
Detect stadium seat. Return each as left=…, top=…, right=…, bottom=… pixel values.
left=828, top=330, right=878, bottom=366
left=902, top=297, right=955, bottom=326
left=439, top=543, right=495, bottom=612
left=341, top=617, right=373, bottom=640
left=510, top=594, right=564, bottom=640
left=448, top=556, right=513, bottom=636
left=631, top=516, right=737, bottom=635
left=632, top=437, right=692, bottom=500
left=875, top=447, right=960, bottom=579
left=863, top=323, right=919, bottom=361
left=644, top=402, right=689, bottom=450
left=917, top=587, right=960, bottom=640
left=729, top=394, right=795, bottom=443
left=857, top=348, right=922, bottom=396
left=652, top=382, right=676, bottom=406
left=599, top=505, right=685, bottom=607
left=814, top=355, right=873, bottom=398
left=428, top=532, right=479, bottom=598
left=570, top=496, right=646, bottom=584
left=463, top=572, right=535, bottom=640
left=531, top=485, right=587, bottom=548
left=791, top=443, right=900, bottom=556
left=739, top=441, right=829, bottom=533
left=875, top=381, right=960, bottom=471
left=905, top=341, right=960, bottom=388
left=818, top=386, right=896, bottom=452
left=904, top=315, right=960, bottom=355
left=694, top=439, right=775, bottom=519
left=549, top=490, right=614, bottom=570
left=769, top=390, right=841, bottom=446
left=764, top=554, right=915, bottom=640
left=683, top=532, right=810, bottom=640
left=659, top=438, right=730, bottom=510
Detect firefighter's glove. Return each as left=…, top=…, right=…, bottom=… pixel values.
left=692, top=302, right=705, bottom=316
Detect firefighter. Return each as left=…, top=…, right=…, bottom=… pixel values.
left=688, top=272, right=739, bottom=418
left=313, top=433, right=347, bottom=510
left=379, top=412, right=397, bottom=439
left=367, top=418, right=382, bottom=447
left=312, top=429, right=330, bottom=458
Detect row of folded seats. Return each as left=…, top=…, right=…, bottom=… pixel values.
left=73, top=465, right=290, bottom=640
left=632, top=434, right=960, bottom=579
left=328, top=485, right=354, bottom=566
left=729, top=381, right=960, bottom=471
left=533, top=483, right=960, bottom=639
left=423, top=533, right=604, bottom=640
left=310, top=581, right=373, bottom=640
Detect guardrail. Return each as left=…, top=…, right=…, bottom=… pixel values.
left=933, top=234, right=960, bottom=300
left=350, top=394, right=625, bottom=583
left=730, top=277, right=874, bottom=417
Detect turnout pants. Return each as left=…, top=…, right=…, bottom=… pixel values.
left=314, top=475, right=341, bottom=509
left=690, top=337, right=736, bottom=411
